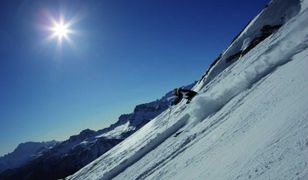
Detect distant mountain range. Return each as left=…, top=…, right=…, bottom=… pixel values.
left=0, top=141, right=58, bottom=173
left=0, top=83, right=195, bottom=180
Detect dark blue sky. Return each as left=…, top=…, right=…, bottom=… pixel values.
left=0, top=0, right=269, bottom=156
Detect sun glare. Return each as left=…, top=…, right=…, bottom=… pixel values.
left=46, top=16, right=75, bottom=46
left=52, top=22, right=69, bottom=39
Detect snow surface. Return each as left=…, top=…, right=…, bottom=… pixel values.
left=68, top=0, right=308, bottom=179
left=96, top=121, right=135, bottom=139
left=200, top=0, right=301, bottom=86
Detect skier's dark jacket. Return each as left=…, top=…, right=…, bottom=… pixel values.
left=171, top=88, right=197, bottom=105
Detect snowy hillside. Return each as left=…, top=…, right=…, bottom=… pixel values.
left=67, top=0, right=308, bottom=179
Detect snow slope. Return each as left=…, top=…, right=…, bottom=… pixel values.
left=199, top=0, right=300, bottom=86
left=68, top=0, right=308, bottom=179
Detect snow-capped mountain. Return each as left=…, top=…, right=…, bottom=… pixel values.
left=66, top=0, right=308, bottom=179
left=0, top=84, right=195, bottom=180
left=0, top=141, right=57, bottom=173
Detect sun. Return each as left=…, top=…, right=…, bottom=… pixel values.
left=46, top=16, right=75, bottom=46
left=52, top=21, right=69, bottom=39
left=50, top=19, right=72, bottom=43
left=41, top=11, right=81, bottom=48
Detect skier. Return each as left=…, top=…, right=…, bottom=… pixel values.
left=171, top=87, right=197, bottom=106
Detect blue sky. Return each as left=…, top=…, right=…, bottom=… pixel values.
left=0, top=0, right=269, bottom=156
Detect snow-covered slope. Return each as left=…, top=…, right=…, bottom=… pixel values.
left=0, top=141, right=57, bottom=173
left=67, top=0, right=308, bottom=179
left=199, top=0, right=300, bottom=86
